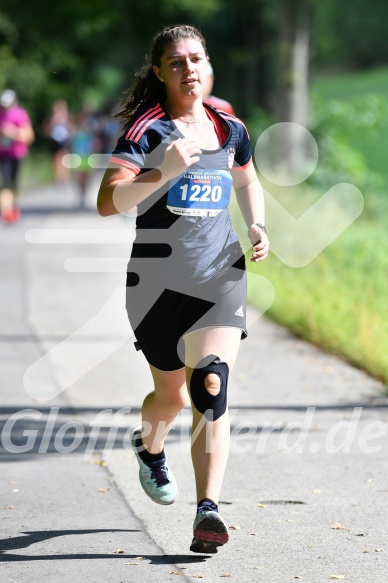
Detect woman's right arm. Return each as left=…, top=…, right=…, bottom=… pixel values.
left=97, top=165, right=169, bottom=217
left=97, top=137, right=202, bottom=217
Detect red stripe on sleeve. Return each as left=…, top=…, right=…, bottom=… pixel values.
left=109, top=156, right=140, bottom=174
left=125, top=104, right=162, bottom=140
left=232, top=157, right=252, bottom=171
left=220, top=114, right=250, bottom=138
left=132, top=112, right=166, bottom=143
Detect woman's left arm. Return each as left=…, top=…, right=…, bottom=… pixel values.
left=232, top=161, right=269, bottom=263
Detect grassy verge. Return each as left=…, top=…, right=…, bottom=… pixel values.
left=313, top=67, right=388, bottom=180
left=247, top=222, right=388, bottom=384
left=231, top=66, right=388, bottom=387
left=231, top=193, right=388, bottom=385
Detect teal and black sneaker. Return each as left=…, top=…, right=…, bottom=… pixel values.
left=190, top=510, right=229, bottom=554
left=130, top=427, right=178, bottom=505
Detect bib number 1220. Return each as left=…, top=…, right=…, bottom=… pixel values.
left=179, top=183, right=222, bottom=203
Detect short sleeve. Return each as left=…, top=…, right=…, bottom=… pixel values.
left=110, top=136, right=148, bottom=175
left=110, top=129, right=166, bottom=175
left=233, top=122, right=252, bottom=170
left=13, top=107, right=31, bottom=127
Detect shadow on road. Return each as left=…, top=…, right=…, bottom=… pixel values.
left=0, top=529, right=209, bottom=564
left=1, top=400, right=387, bottom=462
left=0, top=529, right=139, bottom=554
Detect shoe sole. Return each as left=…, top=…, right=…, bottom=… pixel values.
left=190, top=513, right=229, bottom=553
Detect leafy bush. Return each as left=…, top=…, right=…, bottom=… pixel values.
left=309, top=92, right=388, bottom=202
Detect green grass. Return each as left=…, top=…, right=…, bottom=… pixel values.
left=313, top=67, right=388, bottom=178
left=313, top=66, right=388, bottom=101
left=246, top=221, right=388, bottom=384
left=231, top=197, right=388, bottom=384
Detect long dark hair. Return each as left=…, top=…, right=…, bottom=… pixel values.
left=116, top=24, right=208, bottom=127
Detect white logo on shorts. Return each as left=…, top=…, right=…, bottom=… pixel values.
left=235, top=305, right=244, bottom=317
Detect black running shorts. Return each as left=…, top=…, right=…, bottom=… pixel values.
left=126, top=258, right=247, bottom=371
left=0, top=157, right=21, bottom=190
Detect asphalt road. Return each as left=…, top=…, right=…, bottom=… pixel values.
left=1, top=174, right=387, bottom=582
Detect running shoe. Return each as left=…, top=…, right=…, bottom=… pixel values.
left=130, top=427, right=178, bottom=505
left=1, top=207, right=21, bottom=223
left=190, top=509, right=229, bottom=554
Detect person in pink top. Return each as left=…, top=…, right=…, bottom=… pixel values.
left=0, top=89, right=35, bottom=223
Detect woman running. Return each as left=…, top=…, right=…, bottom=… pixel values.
left=97, top=24, right=269, bottom=554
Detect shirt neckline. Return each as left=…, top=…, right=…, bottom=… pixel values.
left=161, top=101, right=232, bottom=153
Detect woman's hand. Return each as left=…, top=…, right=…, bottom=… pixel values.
left=1, top=121, right=34, bottom=145
left=0, top=121, right=17, bottom=140
left=160, top=137, right=202, bottom=180
left=248, top=223, right=269, bottom=263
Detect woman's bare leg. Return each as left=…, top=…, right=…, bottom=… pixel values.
left=184, top=327, right=241, bottom=504
left=140, top=365, right=189, bottom=454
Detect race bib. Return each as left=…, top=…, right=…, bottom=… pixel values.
left=167, top=169, right=233, bottom=217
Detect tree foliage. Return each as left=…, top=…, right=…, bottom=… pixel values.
left=313, top=0, right=388, bottom=68
left=1, top=0, right=387, bottom=129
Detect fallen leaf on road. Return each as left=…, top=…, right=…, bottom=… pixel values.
left=89, top=459, right=107, bottom=467
left=125, top=562, right=139, bottom=565
left=375, top=549, right=383, bottom=552
left=294, top=577, right=303, bottom=580
left=192, top=576, right=205, bottom=579
left=330, top=576, right=345, bottom=580
left=220, top=574, right=232, bottom=577
left=254, top=566, right=264, bottom=570
left=170, top=572, right=185, bottom=576
left=286, top=519, right=295, bottom=523
left=332, top=523, right=352, bottom=531
left=5, top=505, right=15, bottom=509
left=98, top=488, right=110, bottom=492
left=114, top=548, right=124, bottom=554
left=133, top=556, right=145, bottom=560
left=250, top=532, right=257, bottom=536
left=363, top=550, right=370, bottom=554
left=257, top=503, right=267, bottom=508
left=312, top=490, right=322, bottom=494
left=228, top=525, right=241, bottom=530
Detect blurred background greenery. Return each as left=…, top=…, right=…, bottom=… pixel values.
left=1, top=0, right=387, bottom=384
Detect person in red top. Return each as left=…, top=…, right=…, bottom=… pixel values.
left=0, top=89, right=35, bottom=223
left=202, top=63, right=236, bottom=116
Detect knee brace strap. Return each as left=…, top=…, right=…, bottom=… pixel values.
left=190, top=354, right=229, bottom=421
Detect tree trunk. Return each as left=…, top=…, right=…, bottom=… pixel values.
left=277, top=0, right=311, bottom=173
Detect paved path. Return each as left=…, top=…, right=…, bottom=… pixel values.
left=1, top=175, right=387, bottom=582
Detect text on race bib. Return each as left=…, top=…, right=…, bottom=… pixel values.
left=167, top=169, right=233, bottom=217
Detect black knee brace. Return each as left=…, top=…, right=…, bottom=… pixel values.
left=189, top=354, right=229, bottom=421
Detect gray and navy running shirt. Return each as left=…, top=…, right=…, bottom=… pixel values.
left=110, top=100, right=252, bottom=286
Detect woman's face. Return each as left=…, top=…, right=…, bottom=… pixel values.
left=153, top=38, right=208, bottom=102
